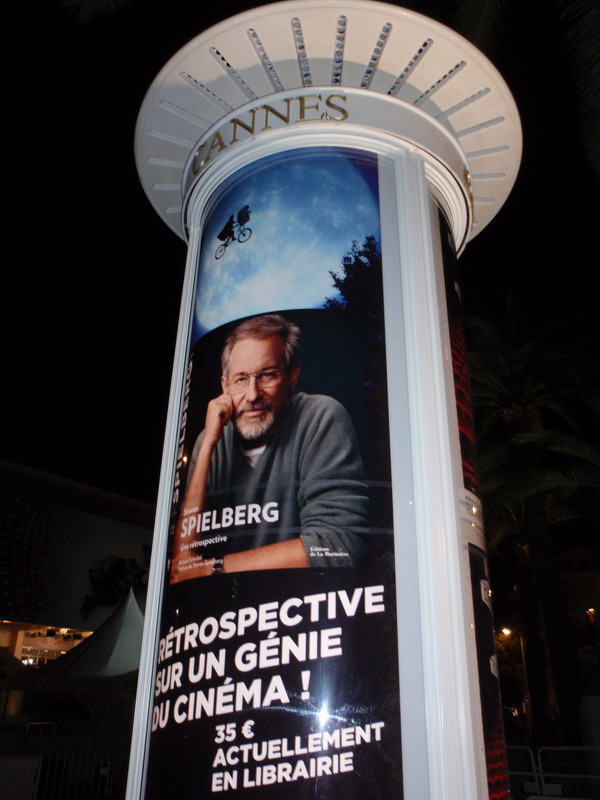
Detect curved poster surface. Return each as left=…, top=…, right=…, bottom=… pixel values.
left=145, top=147, right=402, bottom=799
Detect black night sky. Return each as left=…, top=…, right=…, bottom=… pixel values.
left=4, top=0, right=599, bottom=504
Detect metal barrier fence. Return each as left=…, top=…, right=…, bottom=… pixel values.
left=507, top=745, right=542, bottom=800
left=0, top=753, right=127, bottom=800
left=507, top=746, right=600, bottom=800
left=538, top=747, right=600, bottom=799
left=2, top=746, right=598, bottom=799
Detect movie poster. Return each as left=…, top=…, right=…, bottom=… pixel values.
left=144, top=147, right=402, bottom=799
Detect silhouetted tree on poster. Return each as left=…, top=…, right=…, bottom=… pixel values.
left=325, top=235, right=385, bottom=384
left=325, top=236, right=388, bottom=480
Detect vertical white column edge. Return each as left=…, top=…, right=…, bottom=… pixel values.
left=380, top=154, right=429, bottom=800
left=428, top=202, right=490, bottom=798
left=394, top=152, right=481, bottom=800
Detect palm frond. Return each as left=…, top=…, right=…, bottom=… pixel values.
left=61, top=0, right=132, bottom=23
left=483, top=466, right=600, bottom=519
left=515, top=430, right=600, bottom=469
left=557, top=0, right=600, bottom=183
left=451, top=0, right=514, bottom=56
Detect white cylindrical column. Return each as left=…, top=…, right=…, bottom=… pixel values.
left=129, top=4, right=521, bottom=799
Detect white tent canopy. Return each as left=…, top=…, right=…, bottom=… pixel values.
left=43, top=589, right=144, bottom=678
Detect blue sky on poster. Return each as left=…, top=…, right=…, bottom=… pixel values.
left=192, top=148, right=380, bottom=342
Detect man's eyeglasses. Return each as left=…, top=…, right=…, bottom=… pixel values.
left=227, top=369, right=284, bottom=394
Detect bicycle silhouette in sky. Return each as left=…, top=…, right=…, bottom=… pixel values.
left=215, top=205, right=252, bottom=259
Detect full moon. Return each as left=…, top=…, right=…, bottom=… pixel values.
left=193, top=148, right=380, bottom=343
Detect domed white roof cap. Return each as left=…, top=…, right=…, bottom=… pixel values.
left=135, top=0, right=521, bottom=242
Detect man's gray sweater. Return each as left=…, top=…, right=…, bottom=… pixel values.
left=189, top=393, right=369, bottom=567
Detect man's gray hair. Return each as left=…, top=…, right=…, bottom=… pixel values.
left=221, top=314, right=301, bottom=375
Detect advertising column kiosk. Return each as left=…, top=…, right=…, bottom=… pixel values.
left=130, top=3, right=522, bottom=798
